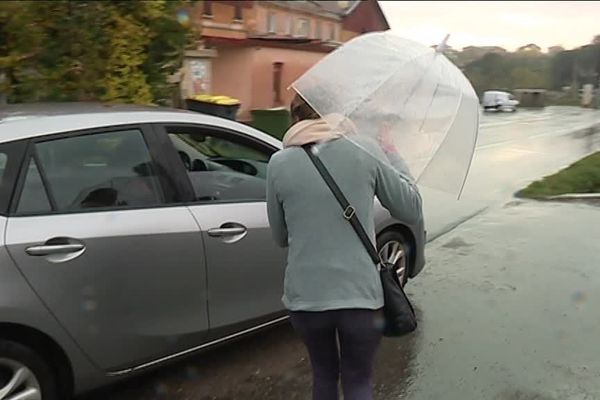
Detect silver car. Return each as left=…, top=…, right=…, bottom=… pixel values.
left=0, top=103, right=425, bottom=399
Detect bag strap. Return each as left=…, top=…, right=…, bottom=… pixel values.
left=302, top=144, right=381, bottom=266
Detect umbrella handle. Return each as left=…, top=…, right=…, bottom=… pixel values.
left=435, top=34, right=450, bottom=53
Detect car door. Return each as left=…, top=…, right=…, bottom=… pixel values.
left=4, top=125, right=209, bottom=372
left=156, top=123, right=287, bottom=332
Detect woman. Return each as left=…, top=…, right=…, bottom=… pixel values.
left=266, top=95, right=422, bottom=400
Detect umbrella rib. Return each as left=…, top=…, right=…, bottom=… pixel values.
left=401, top=53, right=438, bottom=108
left=416, top=90, right=464, bottom=184
left=456, top=107, right=480, bottom=199
left=418, top=82, right=440, bottom=132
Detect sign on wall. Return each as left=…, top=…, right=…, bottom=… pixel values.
left=186, top=58, right=212, bottom=96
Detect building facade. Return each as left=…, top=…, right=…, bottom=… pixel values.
left=181, top=0, right=388, bottom=121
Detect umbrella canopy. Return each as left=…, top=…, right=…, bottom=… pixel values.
left=291, top=31, right=480, bottom=197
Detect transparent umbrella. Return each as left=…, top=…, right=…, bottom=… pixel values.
left=291, top=31, right=480, bottom=198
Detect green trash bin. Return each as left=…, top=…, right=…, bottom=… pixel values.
left=251, top=108, right=291, bottom=140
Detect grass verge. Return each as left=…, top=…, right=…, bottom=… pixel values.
left=516, top=151, right=600, bottom=199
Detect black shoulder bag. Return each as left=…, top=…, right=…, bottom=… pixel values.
left=303, top=144, right=417, bottom=337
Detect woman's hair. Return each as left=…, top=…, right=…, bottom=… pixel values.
left=290, top=94, right=320, bottom=122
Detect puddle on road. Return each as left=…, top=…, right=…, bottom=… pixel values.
left=441, top=237, right=472, bottom=249
left=571, top=123, right=600, bottom=153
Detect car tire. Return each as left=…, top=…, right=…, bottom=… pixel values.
left=0, top=340, right=59, bottom=400
left=377, top=230, right=410, bottom=286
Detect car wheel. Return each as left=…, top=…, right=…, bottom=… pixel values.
left=0, top=340, right=58, bottom=400
left=377, top=230, right=410, bottom=286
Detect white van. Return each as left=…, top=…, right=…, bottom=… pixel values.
left=482, top=91, right=519, bottom=112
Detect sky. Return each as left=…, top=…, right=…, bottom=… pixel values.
left=378, top=1, right=600, bottom=52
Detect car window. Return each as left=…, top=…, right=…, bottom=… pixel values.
left=17, top=129, right=163, bottom=213
left=0, top=151, right=10, bottom=211
left=0, top=141, right=28, bottom=214
left=0, top=153, right=7, bottom=188
left=168, top=130, right=273, bottom=203
left=17, top=159, right=52, bottom=214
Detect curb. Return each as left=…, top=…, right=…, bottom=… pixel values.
left=546, top=193, right=600, bottom=200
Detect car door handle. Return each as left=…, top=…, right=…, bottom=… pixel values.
left=26, top=244, right=85, bottom=256
left=207, top=227, right=247, bottom=237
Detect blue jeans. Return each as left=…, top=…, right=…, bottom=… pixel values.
left=290, top=309, right=383, bottom=400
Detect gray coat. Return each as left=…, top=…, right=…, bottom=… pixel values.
left=266, top=137, right=422, bottom=311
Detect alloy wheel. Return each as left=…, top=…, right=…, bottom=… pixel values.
left=0, top=358, right=42, bottom=400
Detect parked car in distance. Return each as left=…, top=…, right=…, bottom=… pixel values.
left=0, top=103, right=425, bottom=399
left=482, top=90, right=519, bottom=112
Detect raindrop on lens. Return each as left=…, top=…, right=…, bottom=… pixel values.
left=185, top=366, right=200, bottom=379
left=154, top=382, right=169, bottom=396
left=82, top=300, right=97, bottom=311
left=81, top=285, right=96, bottom=296
left=572, top=291, right=587, bottom=305
left=176, top=9, right=190, bottom=27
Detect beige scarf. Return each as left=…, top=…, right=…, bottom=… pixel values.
left=282, top=118, right=342, bottom=148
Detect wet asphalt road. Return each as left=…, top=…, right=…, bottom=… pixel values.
left=423, top=106, right=600, bottom=240
left=83, top=107, right=600, bottom=399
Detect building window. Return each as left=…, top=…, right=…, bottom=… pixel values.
left=267, top=12, right=277, bottom=34
left=327, top=23, right=335, bottom=41
left=234, top=4, right=243, bottom=21
left=296, top=18, right=310, bottom=37
left=273, top=62, right=283, bottom=106
left=315, top=20, right=322, bottom=39
left=284, top=15, right=292, bottom=35
left=203, top=0, right=212, bottom=17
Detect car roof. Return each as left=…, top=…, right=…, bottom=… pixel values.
left=0, top=103, right=283, bottom=148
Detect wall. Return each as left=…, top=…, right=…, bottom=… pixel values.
left=341, top=29, right=360, bottom=42
left=211, top=47, right=255, bottom=119
left=212, top=46, right=327, bottom=121
left=251, top=47, right=326, bottom=114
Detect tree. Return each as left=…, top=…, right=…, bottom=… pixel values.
left=463, top=53, right=512, bottom=93
left=462, top=50, right=550, bottom=94
left=101, top=11, right=153, bottom=104
left=548, top=46, right=565, bottom=55
left=30, top=1, right=111, bottom=101
left=101, top=0, right=191, bottom=104
left=0, top=0, right=190, bottom=104
left=140, top=0, right=192, bottom=104
left=517, top=43, right=542, bottom=54
left=0, top=1, right=46, bottom=102
left=550, top=50, right=576, bottom=89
